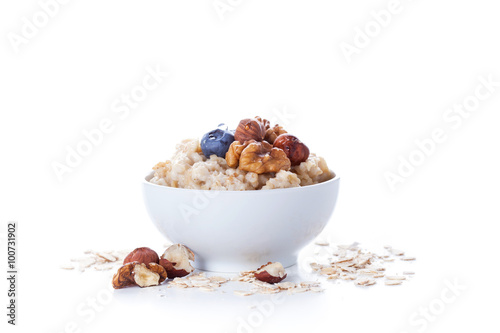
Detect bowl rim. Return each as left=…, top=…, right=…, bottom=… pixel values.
left=143, top=170, right=339, bottom=193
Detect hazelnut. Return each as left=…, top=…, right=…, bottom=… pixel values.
left=112, top=262, right=167, bottom=289
left=112, top=262, right=136, bottom=289
left=234, top=118, right=265, bottom=143
left=273, top=134, right=310, bottom=166
left=254, top=262, right=287, bottom=284
left=160, top=244, right=195, bottom=278
left=133, top=263, right=167, bottom=288
left=123, top=247, right=159, bottom=265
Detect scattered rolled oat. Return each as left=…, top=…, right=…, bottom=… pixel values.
left=356, top=278, right=377, bottom=286
left=168, top=272, right=230, bottom=291
left=320, top=267, right=336, bottom=275
left=62, top=249, right=130, bottom=272
left=64, top=242, right=415, bottom=294
left=391, top=249, right=405, bottom=256
left=93, top=263, right=115, bottom=271
left=59, top=264, right=75, bottom=270
left=309, top=242, right=416, bottom=287
left=234, top=290, right=255, bottom=296
left=288, top=287, right=308, bottom=294
left=73, top=258, right=96, bottom=272
left=385, top=280, right=403, bottom=286
left=386, top=275, right=406, bottom=281
left=277, top=282, right=296, bottom=290
left=93, top=251, right=118, bottom=262
left=259, top=288, right=281, bottom=294
left=231, top=268, right=323, bottom=295
left=210, top=276, right=229, bottom=283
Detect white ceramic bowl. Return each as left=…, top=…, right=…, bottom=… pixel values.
left=143, top=172, right=340, bottom=272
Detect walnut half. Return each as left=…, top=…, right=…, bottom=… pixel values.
left=225, top=140, right=252, bottom=168
left=239, top=141, right=291, bottom=174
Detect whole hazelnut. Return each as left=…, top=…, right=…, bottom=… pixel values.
left=273, top=134, right=310, bottom=166
left=234, top=118, right=265, bottom=143
left=123, top=247, right=160, bottom=265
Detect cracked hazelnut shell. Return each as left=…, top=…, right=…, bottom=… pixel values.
left=112, top=262, right=137, bottom=289
left=160, top=244, right=195, bottom=278
left=133, top=263, right=167, bottom=287
left=254, top=262, right=287, bottom=284
left=112, top=262, right=167, bottom=289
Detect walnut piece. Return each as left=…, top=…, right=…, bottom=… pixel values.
left=254, top=117, right=287, bottom=144
left=239, top=141, right=291, bottom=174
left=226, top=140, right=253, bottom=168
left=264, top=124, right=287, bottom=144
left=255, top=116, right=271, bottom=130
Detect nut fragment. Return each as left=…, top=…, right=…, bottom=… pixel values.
left=239, top=141, right=291, bottom=174
left=112, top=262, right=167, bottom=289
left=112, top=262, right=137, bottom=289
left=133, top=263, right=167, bottom=287
left=234, top=118, right=265, bottom=143
left=123, top=247, right=159, bottom=265
left=265, top=124, right=287, bottom=144
left=254, top=262, right=287, bottom=284
left=253, top=116, right=288, bottom=144
left=160, top=244, right=195, bottom=278
left=254, top=116, right=270, bottom=130
left=273, top=134, right=310, bottom=166
left=225, top=140, right=252, bottom=168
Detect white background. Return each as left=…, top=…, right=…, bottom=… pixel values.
left=1, top=0, right=500, bottom=332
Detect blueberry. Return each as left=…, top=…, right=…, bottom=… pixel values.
left=200, top=125, right=235, bottom=158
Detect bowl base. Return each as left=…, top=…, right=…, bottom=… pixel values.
left=192, top=255, right=298, bottom=273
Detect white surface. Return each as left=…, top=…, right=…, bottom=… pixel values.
left=143, top=171, right=339, bottom=272
left=1, top=0, right=500, bottom=332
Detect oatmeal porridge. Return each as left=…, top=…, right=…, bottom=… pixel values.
left=149, top=117, right=334, bottom=191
